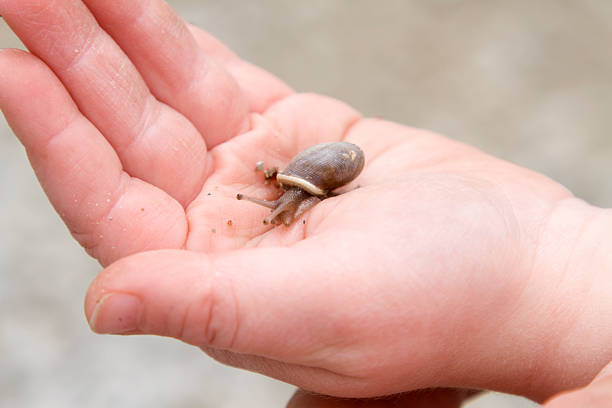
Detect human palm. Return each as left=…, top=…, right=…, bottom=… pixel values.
left=1, top=0, right=584, bottom=403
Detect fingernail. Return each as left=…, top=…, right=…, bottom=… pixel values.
left=89, top=293, right=142, bottom=334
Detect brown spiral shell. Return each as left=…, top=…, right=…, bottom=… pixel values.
left=277, top=141, right=365, bottom=196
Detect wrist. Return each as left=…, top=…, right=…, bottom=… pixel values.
left=521, top=199, right=612, bottom=401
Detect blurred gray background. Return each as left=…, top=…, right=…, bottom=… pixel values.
left=2, top=1, right=611, bottom=407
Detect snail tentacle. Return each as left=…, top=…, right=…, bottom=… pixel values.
left=236, top=193, right=278, bottom=209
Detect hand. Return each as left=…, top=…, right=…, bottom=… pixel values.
left=543, top=360, right=612, bottom=407
left=283, top=361, right=612, bottom=407
left=287, top=389, right=478, bottom=408
left=2, top=0, right=611, bottom=402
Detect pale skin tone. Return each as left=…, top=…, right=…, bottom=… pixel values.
left=1, top=1, right=611, bottom=407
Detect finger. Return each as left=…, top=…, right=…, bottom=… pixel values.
left=85, top=247, right=350, bottom=357
left=202, top=347, right=370, bottom=398
left=0, top=0, right=207, bottom=205
left=85, top=246, right=389, bottom=396
left=82, top=229, right=469, bottom=397
left=204, top=349, right=481, bottom=402
left=287, top=388, right=477, bottom=408
left=544, top=361, right=612, bottom=407
left=81, top=0, right=251, bottom=147
left=0, top=49, right=186, bottom=266
left=187, top=24, right=294, bottom=113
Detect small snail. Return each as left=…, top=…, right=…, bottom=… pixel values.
left=236, top=141, right=365, bottom=226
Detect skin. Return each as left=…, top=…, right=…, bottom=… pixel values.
left=1, top=0, right=611, bottom=406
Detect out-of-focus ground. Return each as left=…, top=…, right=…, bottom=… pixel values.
left=2, top=1, right=611, bottom=407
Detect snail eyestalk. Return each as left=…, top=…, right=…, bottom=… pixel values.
left=236, top=193, right=277, bottom=209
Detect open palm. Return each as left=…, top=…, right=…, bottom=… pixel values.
left=1, top=0, right=586, bottom=403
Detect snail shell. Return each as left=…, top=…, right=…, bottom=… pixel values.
left=277, top=142, right=365, bottom=196
left=236, top=141, right=365, bottom=226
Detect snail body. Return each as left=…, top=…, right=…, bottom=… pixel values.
left=237, top=141, right=365, bottom=226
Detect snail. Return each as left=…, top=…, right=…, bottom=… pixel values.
left=236, top=141, right=365, bottom=226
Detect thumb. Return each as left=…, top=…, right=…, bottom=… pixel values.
left=85, top=246, right=351, bottom=360
left=543, top=361, right=612, bottom=407
left=84, top=245, right=440, bottom=398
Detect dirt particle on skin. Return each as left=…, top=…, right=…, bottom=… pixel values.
left=207, top=192, right=212, bottom=196
left=227, top=220, right=233, bottom=226
left=141, top=208, right=145, bottom=212
left=264, top=166, right=278, bottom=180
left=211, top=228, right=216, bottom=233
